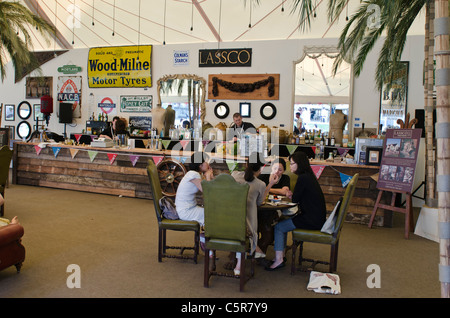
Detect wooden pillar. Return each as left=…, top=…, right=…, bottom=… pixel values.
left=435, top=0, right=450, bottom=298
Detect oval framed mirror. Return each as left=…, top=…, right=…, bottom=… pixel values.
left=260, top=102, right=277, bottom=120
left=18, top=101, right=32, bottom=120
left=214, top=102, right=229, bottom=119
left=17, top=121, right=31, bottom=140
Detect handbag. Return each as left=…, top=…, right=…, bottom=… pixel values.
left=320, top=197, right=342, bottom=234
left=159, top=196, right=179, bottom=220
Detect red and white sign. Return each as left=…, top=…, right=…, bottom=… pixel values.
left=97, top=95, right=118, bottom=116
left=57, top=76, right=82, bottom=118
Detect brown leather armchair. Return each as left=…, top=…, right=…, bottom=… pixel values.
left=0, top=224, right=25, bottom=273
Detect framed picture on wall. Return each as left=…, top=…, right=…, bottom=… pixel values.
left=240, top=102, right=251, bottom=118
left=5, top=104, right=14, bottom=121
left=379, top=62, right=409, bottom=134
left=34, top=104, right=43, bottom=121
left=5, top=125, right=14, bottom=140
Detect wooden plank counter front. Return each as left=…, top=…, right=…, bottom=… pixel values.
left=12, top=142, right=247, bottom=200
left=13, top=142, right=389, bottom=227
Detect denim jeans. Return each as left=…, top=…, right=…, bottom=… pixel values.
left=273, top=218, right=296, bottom=251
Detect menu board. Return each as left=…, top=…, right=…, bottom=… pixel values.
left=377, top=129, right=422, bottom=193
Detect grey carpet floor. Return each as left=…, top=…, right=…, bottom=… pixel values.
left=0, top=184, right=441, bottom=298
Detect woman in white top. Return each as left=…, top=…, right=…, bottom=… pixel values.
left=175, top=152, right=214, bottom=226
left=231, top=153, right=277, bottom=276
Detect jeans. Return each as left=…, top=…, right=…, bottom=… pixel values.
left=273, top=218, right=296, bottom=251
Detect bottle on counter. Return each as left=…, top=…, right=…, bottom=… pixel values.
left=330, top=132, right=335, bottom=146
left=320, top=133, right=325, bottom=146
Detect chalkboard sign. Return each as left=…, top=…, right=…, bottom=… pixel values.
left=129, top=116, right=151, bottom=133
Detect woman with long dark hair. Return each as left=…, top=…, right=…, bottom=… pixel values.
left=266, top=151, right=326, bottom=271
left=231, top=152, right=277, bottom=275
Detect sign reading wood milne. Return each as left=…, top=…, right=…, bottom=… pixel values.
left=87, top=45, right=152, bottom=88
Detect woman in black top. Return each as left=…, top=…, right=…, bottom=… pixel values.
left=258, top=158, right=291, bottom=197
left=266, top=152, right=326, bottom=271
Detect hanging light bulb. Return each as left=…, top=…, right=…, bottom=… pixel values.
left=163, top=0, right=167, bottom=45
left=190, top=0, right=194, bottom=31
left=281, top=0, right=284, bottom=12
left=92, top=0, right=95, bottom=26
left=112, top=0, right=116, bottom=36
left=248, top=0, right=252, bottom=28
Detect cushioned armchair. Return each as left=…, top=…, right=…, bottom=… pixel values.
left=146, top=159, right=200, bottom=263
left=0, top=223, right=25, bottom=273
left=202, top=174, right=254, bottom=292
left=291, top=173, right=359, bottom=274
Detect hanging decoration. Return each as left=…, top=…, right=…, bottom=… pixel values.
left=88, top=150, right=98, bottom=162
left=107, top=153, right=117, bottom=165
left=311, top=165, right=325, bottom=179
left=339, top=172, right=353, bottom=188
left=226, top=160, right=238, bottom=173
left=286, top=145, right=298, bottom=155
left=212, top=76, right=275, bottom=97
left=52, top=146, right=61, bottom=158
left=130, top=155, right=140, bottom=167
left=70, top=148, right=79, bottom=159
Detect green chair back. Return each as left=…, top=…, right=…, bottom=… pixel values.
left=332, top=173, right=359, bottom=238
left=284, top=160, right=298, bottom=192
left=0, top=145, right=13, bottom=188
left=202, top=174, right=249, bottom=242
left=146, top=159, right=164, bottom=223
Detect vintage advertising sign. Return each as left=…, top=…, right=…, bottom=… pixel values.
left=129, top=116, right=151, bottom=131
left=87, top=45, right=152, bottom=88
left=57, top=76, right=82, bottom=118
left=58, top=64, right=82, bottom=74
left=173, top=50, right=189, bottom=66
left=120, top=95, right=152, bottom=113
left=97, top=95, right=118, bottom=116
left=199, top=48, right=252, bottom=67
left=377, top=129, right=422, bottom=193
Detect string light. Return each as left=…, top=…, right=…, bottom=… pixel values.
left=249, top=0, right=252, bottom=28
left=163, top=0, right=167, bottom=45
left=92, top=0, right=95, bottom=26
left=190, top=0, right=194, bottom=31
left=112, top=0, right=116, bottom=36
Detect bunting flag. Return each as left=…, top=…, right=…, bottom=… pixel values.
left=179, top=140, right=190, bottom=150
left=129, top=155, right=140, bottom=167
left=69, top=148, right=79, bottom=159
left=107, top=153, right=117, bottom=165
left=339, top=172, right=353, bottom=188
left=311, top=165, right=325, bottom=179
left=286, top=145, right=298, bottom=155
left=152, top=155, right=164, bottom=165
left=161, top=140, right=171, bottom=149
left=202, top=140, right=210, bottom=148
left=142, top=139, right=149, bottom=148
left=226, top=160, right=238, bottom=173
left=90, top=135, right=96, bottom=141
left=74, top=134, right=82, bottom=143
left=311, top=146, right=316, bottom=154
left=52, top=146, right=61, bottom=158
left=370, top=173, right=379, bottom=182
left=87, top=150, right=98, bottom=162
left=34, top=145, right=42, bottom=155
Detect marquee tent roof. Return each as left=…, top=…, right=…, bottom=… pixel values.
left=20, top=0, right=426, bottom=51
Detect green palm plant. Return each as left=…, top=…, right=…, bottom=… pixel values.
left=0, top=0, right=55, bottom=81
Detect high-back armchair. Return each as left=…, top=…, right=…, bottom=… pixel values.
left=202, top=174, right=254, bottom=292
left=146, top=159, right=200, bottom=263
left=0, top=223, right=25, bottom=273
left=0, top=145, right=13, bottom=217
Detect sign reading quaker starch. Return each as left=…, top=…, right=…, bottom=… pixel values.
left=88, top=45, right=152, bottom=88
left=377, top=129, right=422, bottom=193
left=199, top=48, right=252, bottom=67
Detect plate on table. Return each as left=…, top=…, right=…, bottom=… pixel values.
left=268, top=195, right=284, bottom=202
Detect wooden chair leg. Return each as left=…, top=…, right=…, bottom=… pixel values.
left=239, top=252, right=245, bottom=292
left=158, top=229, right=163, bottom=262
left=330, top=242, right=339, bottom=272
left=194, top=231, right=199, bottom=264
left=204, top=248, right=210, bottom=288
left=291, top=241, right=298, bottom=275
left=15, top=262, right=23, bottom=273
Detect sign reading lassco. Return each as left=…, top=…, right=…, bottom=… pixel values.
left=88, top=45, right=152, bottom=88
left=199, top=49, right=251, bottom=67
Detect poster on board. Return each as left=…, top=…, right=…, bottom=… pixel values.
left=377, top=128, right=422, bottom=193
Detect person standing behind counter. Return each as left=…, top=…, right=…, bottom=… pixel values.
left=99, top=117, right=130, bottom=140
left=175, top=152, right=214, bottom=226
left=227, top=113, right=256, bottom=141
left=266, top=151, right=326, bottom=271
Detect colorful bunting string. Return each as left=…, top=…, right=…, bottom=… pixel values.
left=311, top=165, right=325, bottom=179
left=107, top=153, right=117, bottom=165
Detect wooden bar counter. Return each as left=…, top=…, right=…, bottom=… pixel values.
left=12, top=142, right=247, bottom=200
left=12, top=142, right=389, bottom=227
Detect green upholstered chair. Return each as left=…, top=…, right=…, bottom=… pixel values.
left=146, top=159, right=200, bottom=263
left=202, top=174, right=254, bottom=292
left=284, top=160, right=298, bottom=192
left=0, top=146, right=13, bottom=217
left=291, top=173, right=359, bottom=274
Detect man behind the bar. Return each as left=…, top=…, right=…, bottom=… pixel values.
left=227, top=112, right=256, bottom=141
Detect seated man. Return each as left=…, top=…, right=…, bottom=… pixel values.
left=227, top=113, right=256, bottom=141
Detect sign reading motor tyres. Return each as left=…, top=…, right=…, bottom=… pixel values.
left=88, top=45, right=152, bottom=88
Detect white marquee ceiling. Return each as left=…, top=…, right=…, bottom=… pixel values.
left=20, top=0, right=426, bottom=51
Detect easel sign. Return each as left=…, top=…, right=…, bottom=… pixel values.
left=369, top=128, right=422, bottom=239
left=377, top=129, right=422, bottom=193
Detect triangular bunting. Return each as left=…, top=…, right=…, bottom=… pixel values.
left=34, top=145, right=42, bottom=155
left=226, top=160, right=238, bottom=173
left=202, top=140, right=210, bottom=148
left=52, top=146, right=61, bottom=158
left=286, top=145, right=298, bottom=155
left=107, top=153, right=118, bottom=165
left=90, top=135, right=96, bottom=141
left=152, top=155, right=164, bottom=165
left=311, top=165, right=326, bottom=179
left=311, top=146, right=316, bottom=154
left=74, top=134, right=82, bottom=143
left=339, top=172, right=352, bottom=188
left=69, top=148, right=79, bottom=159
left=179, top=140, right=190, bottom=150
left=87, top=150, right=98, bottom=162
left=161, top=140, right=171, bottom=149
left=370, top=173, right=379, bottom=182
left=129, top=155, right=140, bottom=166
left=179, top=156, right=187, bottom=164
left=172, top=156, right=181, bottom=162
